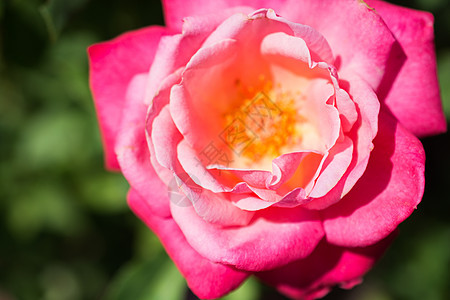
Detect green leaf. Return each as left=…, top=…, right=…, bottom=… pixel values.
left=0, top=0, right=4, bottom=21
left=40, top=264, right=81, bottom=300
left=133, top=222, right=164, bottom=260
left=104, top=254, right=186, bottom=300
left=78, top=172, right=129, bottom=214
left=39, top=5, right=58, bottom=43
left=39, top=0, right=89, bottom=41
left=18, top=31, right=97, bottom=110
left=384, top=224, right=450, bottom=300
left=16, top=110, right=92, bottom=170
left=437, top=51, right=450, bottom=120
left=415, top=0, right=446, bottom=10
left=6, top=181, right=85, bottom=239
left=221, top=277, right=260, bottom=300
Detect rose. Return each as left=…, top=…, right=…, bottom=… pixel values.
left=88, top=0, right=446, bottom=299
left=89, top=1, right=446, bottom=298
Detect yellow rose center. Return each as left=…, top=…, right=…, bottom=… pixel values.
left=221, top=77, right=303, bottom=165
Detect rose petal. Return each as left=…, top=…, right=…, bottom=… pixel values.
left=270, top=151, right=320, bottom=190
left=152, top=107, right=255, bottom=226
left=171, top=174, right=255, bottom=226
left=151, top=105, right=185, bottom=178
left=146, top=70, right=184, bottom=185
left=323, top=110, right=425, bottom=247
left=176, top=139, right=229, bottom=192
left=226, top=168, right=272, bottom=189
left=170, top=203, right=324, bottom=271
left=308, top=136, right=354, bottom=199
left=170, top=39, right=240, bottom=149
left=366, top=0, right=447, bottom=137
left=305, top=73, right=380, bottom=210
left=145, top=9, right=244, bottom=104
left=162, top=0, right=281, bottom=30
left=257, top=231, right=396, bottom=300
left=261, top=9, right=334, bottom=64
left=212, top=150, right=321, bottom=191
left=231, top=193, right=276, bottom=211
left=128, top=189, right=250, bottom=299
left=88, top=26, right=173, bottom=170
left=278, top=0, right=398, bottom=90
left=260, top=31, right=324, bottom=69
left=115, top=74, right=171, bottom=218
left=260, top=36, right=343, bottom=153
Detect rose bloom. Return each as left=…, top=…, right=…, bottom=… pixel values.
left=88, top=0, right=446, bottom=299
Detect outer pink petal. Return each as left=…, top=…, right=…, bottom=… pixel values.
left=114, top=74, right=171, bottom=218
left=170, top=203, right=324, bottom=271
left=277, top=0, right=398, bottom=91
left=257, top=232, right=396, bottom=300
left=128, top=189, right=250, bottom=299
left=88, top=26, right=173, bottom=170
left=323, top=109, right=425, bottom=247
left=162, top=0, right=283, bottom=30
left=366, top=0, right=446, bottom=137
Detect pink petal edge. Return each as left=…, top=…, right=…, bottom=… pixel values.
left=128, top=188, right=250, bottom=299
left=88, top=26, right=173, bottom=170
left=367, top=0, right=446, bottom=137
left=323, top=109, right=425, bottom=247
left=257, top=231, right=397, bottom=300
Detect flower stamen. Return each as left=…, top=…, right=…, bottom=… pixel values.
left=222, top=77, right=303, bottom=163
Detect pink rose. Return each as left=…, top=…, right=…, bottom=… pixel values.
left=88, top=0, right=446, bottom=299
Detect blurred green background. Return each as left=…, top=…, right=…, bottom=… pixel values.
left=0, top=0, right=449, bottom=299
